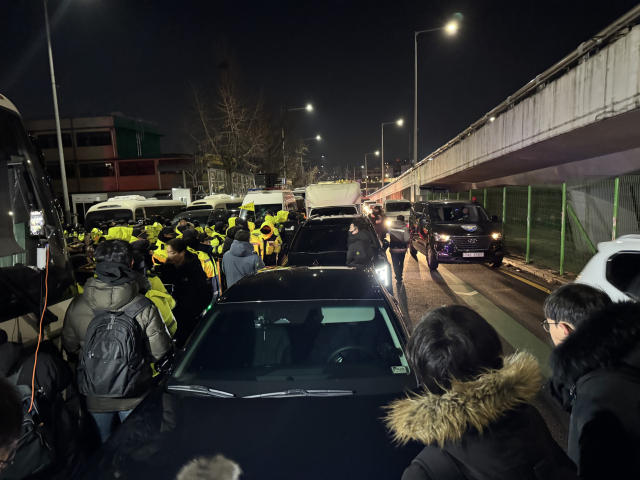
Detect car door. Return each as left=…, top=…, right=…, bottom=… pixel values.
left=413, top=206, right=429, bottom=254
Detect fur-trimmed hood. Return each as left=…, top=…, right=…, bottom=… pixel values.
left=549, top=301, right=640, bottom=387
left=385, top=352, right=541, bottom=447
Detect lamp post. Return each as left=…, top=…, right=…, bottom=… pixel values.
left=364, top=151, right=379, bottom=193
left=44, top=0, right=71, bottom=224
left=300, top=135, right=321, bottom=179
left=381, top=119, right=403, bottom=185
left=282, top=104, right=313, bottom=182
left=414, top=21, right=458, bottom=164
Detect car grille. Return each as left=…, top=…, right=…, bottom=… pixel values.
left=451, top=236, right=492, bottom=251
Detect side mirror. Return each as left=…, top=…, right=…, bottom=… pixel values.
left=155, top=346, right=178, bottom=375
left=382, top=239, right=390, bottom=251
left=491, top=215, right=500, bottom=223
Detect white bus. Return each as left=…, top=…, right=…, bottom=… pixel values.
left=85, top=196, right=185, bottom=229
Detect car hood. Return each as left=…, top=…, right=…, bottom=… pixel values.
left=79, top=388, right=421, bottom=480
left=430, top=221, right=497, bottom=236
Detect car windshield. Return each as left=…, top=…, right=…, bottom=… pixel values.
left=310, top=206, right=358, bottom=216
left=239, top=203, right=282, bottom=220
left=171, top=210, right=211, bottom=226
left=173, top=300, right=412, bottom=396
left=291, top=223, right=378, bottom=254
left=385, top=202, right=411, bottom=212
left=429, top=204, right=490, bottom=223
left=85, top=209, right=132, bottom=230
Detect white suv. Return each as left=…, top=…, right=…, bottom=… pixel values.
left=576, top=235, right=640, bottom=302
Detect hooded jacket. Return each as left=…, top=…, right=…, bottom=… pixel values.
left=258, top=223, right=282, bottom=266
left=346, top=230, right=375, bottom=266
left=386, top=353, right=577, bottom=480
left=548, top=301, right=640, bottom=480
left=222, top=240, right=266, bottom=288
left=62, top=275, right=172, bottom=412
left=389, top=219, right=411, bottom=252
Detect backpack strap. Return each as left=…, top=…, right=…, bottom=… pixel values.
left=6, top=364, right=25, bottom=387
left=120, top=296, right=154, bottom=319
left=413, top=447, right=466, bottom=480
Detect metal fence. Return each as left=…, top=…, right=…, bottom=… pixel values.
left=418, top=175, right=640, bottom=275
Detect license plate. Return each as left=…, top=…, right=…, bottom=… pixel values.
left=463, top=252, right=484, bottom=258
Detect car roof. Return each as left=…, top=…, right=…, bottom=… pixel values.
left=218, top=266, right=384, bottom=303
left=305, top=214, right=362, bottom=223
left=427, top=200, right=477, bottom=206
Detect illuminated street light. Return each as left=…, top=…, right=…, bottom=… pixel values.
left=306, top=104, right=313, bottom=111
left=382, top=120, right=403, bottom=185
left=445, top=21, right=459, bottom=34
left=364, top=151, right=379, bottom=192
left=397, top=119, right=404, bottom=126
left=490, top=116, right=496, bottom=122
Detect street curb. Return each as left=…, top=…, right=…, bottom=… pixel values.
left=503, top=256, right=573, bottom=286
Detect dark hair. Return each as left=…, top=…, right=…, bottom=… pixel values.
left=543, top=283, right=612, bottom=327
left=0, top=377, right=23, bottom=452
left=406, top=305, right=503, bottom=394
left=236, top=218, right=248, bottom=227
left=235, top=230, right=251, bottom=242
left=94, top=240, right=134, bottom=265
left=397, top=215, right=405, bottom=222
left=168, top=238, right=188, bottom=254
left=352, top=217, right=368, bottom=231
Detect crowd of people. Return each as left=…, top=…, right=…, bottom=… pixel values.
left=2, top=205, right=639, bottom=479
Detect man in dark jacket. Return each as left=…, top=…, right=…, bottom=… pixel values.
left=63, top=240, right=172, bottom=443
left=222, top=230, right=265, bottom=288
left=388, top=215, right=411, bottom=284
left=369, top=205, right=386, bottom=240
left=346, top=218, right=374, bottom=267
left=386, top=305, right=577, bottom=480
left=222, top=218, right=249, bottom=255
left=545, top=283, right=640, bottom=479
left=160, top=238, right=214, bottom=347
left=280, top=211, right=301, bottom=246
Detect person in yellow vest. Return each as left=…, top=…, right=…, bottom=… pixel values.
left=192, top=220, right=204, bottom=235
left=152, top=226, right=178, bottom=265
left=208, top=222, right=227, bottom=259
left=183, top=230, right=220, bottom=298
left=258, top=222, right=283, bottom=267
left=175, top=218, right=194, bottom=237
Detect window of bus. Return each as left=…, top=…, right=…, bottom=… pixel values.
left=145, top=205, right=185, bottom=220
left=85, top=209, right=133, bottom=230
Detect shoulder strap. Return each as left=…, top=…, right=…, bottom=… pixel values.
left=121, top=296, right=154, bottom=319
left=413, top=447, right=466, bottom=480
left=7, top=364, right=25, bottom=386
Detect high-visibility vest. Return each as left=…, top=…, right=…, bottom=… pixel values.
left=145, top=288, right=177, bottom=337
left=187, top=247, right=217, bottom=278
left=152, top=240, right=168, bottom=264
left=194, top=226, right=204, bottom=234
left=210, top=234, right=226, bottom=257
left=107, top=226, right=133, bottom=242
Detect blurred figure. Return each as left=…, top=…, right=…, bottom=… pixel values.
left=346, top=218, right=374, bottom=267
left=222, top=230, right=265, bottom=288
left=386, top=305, right=577, bottom=479
left=176, top=454, right=241, bottom=480
left=222, top=218, right=248, bottom=255
left=545, top=283, right=640, bottom=479
left=0, top=377, right=21, bottom=474
left=280, top=211, right=301, bottom=246
left=388, top=215, right=411, bottom=284
left=369, top=205, right=386, bottom=240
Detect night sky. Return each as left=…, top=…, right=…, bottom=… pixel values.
left=2, top=0, right=638, bottom=173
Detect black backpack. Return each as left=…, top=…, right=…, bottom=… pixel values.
left=78, top=296, right=152, bottom=398
left=2, top=366, right=55, bottom=480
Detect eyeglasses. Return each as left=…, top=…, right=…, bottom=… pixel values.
left=541, top=320, right=560, bottom=333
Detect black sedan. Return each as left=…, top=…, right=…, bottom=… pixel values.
left=411, top=200, right=504, bottom=269
left=78, top=267, right=421, bottom=480
left=284, top=215, right=393, bottom=289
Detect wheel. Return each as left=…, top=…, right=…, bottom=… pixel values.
left=490, top=258, right=503, bottom=269
left=427, top=245, right=439, bottom=270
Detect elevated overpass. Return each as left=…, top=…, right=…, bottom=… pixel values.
left=370, top=5, right=640, bottom=202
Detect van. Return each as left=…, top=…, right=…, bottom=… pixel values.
left=238, top=189, right=297, bottom=221
left=305, top=183, right=362, bottom=217
left=384, top=199, right=412, bottom=223
left=85, top=196, right=185, bottom=229
left=187, top=194, right=244, bottom=211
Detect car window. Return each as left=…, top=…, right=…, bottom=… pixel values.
left=291, top=223, right=378, bottom=253
left=428, top=204, right=489, bottom=223
left=174, top=300, right=410, bottom=388
left=606, top=252, right=640, bottom=296
left=239, top=203, right=282, bottom=220
left=310, top=206, right=358, bottom=216
left=385, top=203, right=411, bottom=213
left=85, top=209, right=132, bottom=230
left=171, top=210, right=212, bottom=226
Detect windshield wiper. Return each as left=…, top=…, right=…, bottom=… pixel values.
left=243, top=389, right=354, bottom=398
left=167, top=384, right=235, bottom=398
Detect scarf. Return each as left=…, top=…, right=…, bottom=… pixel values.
left=95, top=261, right=135, bottom=286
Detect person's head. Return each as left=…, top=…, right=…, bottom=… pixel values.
left=166, top=238, right=188, bottom=266
left=94, top=240, right=134, bottom=267
left=235, top=230, right=251, bottom=243
left=349, top=217, right=368, bottom=234
left=176, top=455, right=241, bottom=480
left=0, top=378, right=22, bottom=472
left=214, top=222, right=226, bottom=235
left=543, top=283, right=612, bottom=346
left=397, top=215, right=405, bottom=223
left=192, top=220, right=200, bottom=227
left=236, top=218, right=248, bottom=228
left=179, top=218, right=188, bottom=227
left=407, top=305, right=503, bottom=394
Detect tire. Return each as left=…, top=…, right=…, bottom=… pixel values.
left=427, top=246, right=439, bottom=270
left=490, top=258, right=503, bottom=269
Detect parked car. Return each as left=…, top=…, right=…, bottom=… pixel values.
left=285, top=214, right=393, bottom=288
left=77, top=267, right=421, bottom=480
left=410, top=200, right=504, bottom=270
left=576, top=234, right=640, bottom=302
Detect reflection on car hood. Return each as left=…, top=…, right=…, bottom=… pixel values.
left=78, top=388, right=421, bottom=480
left=287, top=251, right=347, bottom=266
left=430, top=221, right=496, bottom=236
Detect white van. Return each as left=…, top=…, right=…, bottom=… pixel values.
left=85, top=196, right=185, bottom=229
left=305, top=183, right=362, bottom=217
left=238, top=189, right=297, bottom=221
left=384, top=199, right=412, bottom=223
left=187, top=194, right=244, bottom=211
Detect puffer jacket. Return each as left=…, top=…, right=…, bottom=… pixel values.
left=386, top=353, right=577, bottom=480
left=222, top=240, right=266, bottom=288
left=62, top=276, right=172, bottom=412
left=389, top=219, right=411, bottom=252
left=548, top=301, right=640, bottom=480
left=346, top=230, right=375, bottom=266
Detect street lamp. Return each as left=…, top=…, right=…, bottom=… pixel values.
left=282, top=104, right=313, bottom=181
left=300, top=135, right=321, bottom=177
left=414, top=19, right=459, bottom=165
left=381, top=120, right=403, bottom=185
left=43, top=0, right=71, bottom=224
left=364, top=150, right=379, bottom=193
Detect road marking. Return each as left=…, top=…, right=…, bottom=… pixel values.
left=416, top=255, right=552, bottom=377
left=500, top=270, right=553, bottom=294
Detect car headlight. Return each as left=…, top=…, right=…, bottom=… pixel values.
left=434, top=233, right=450, bottom=242
left=376, top=265, right=389, bottom=286
left=492, top=232, right=502, bottom=240
left=386, top=220, right=391, bottom=226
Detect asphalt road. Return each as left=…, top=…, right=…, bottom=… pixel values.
left=388, top=250, right=570, bottom=449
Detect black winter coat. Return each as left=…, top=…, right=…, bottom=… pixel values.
left=222, top=225, right=247, bottom=255
left=548, top=301, right=640, bottom=480
left=346, top=230, right=374, bottom=266
left=386, top=353, right=577, bottom=480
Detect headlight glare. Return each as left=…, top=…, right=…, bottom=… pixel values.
left=492, top=232, right=502, bottom=240
left=434, top=233, right=450, bottom=242
left=376, top=265, right=389, bottom=286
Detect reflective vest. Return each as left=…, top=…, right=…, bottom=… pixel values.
left=187, top=247, right=217, bottom=278
left=152, top=240, right=168, bottom=264
left=145, top=277, right=177, bottom=337
left=107, top=226, right=133, bottom=242
left=194, top=226, right=204, bottom=234
left=210, top=234, right=226, bottom=257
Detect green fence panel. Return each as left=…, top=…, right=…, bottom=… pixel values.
left=617, top=175, right=640, bottom=237
left=503, top=186, right=529, bottom=258
left=529, top=185, right=562, bottom=271
left=485, top=188, right=504, bottom=218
